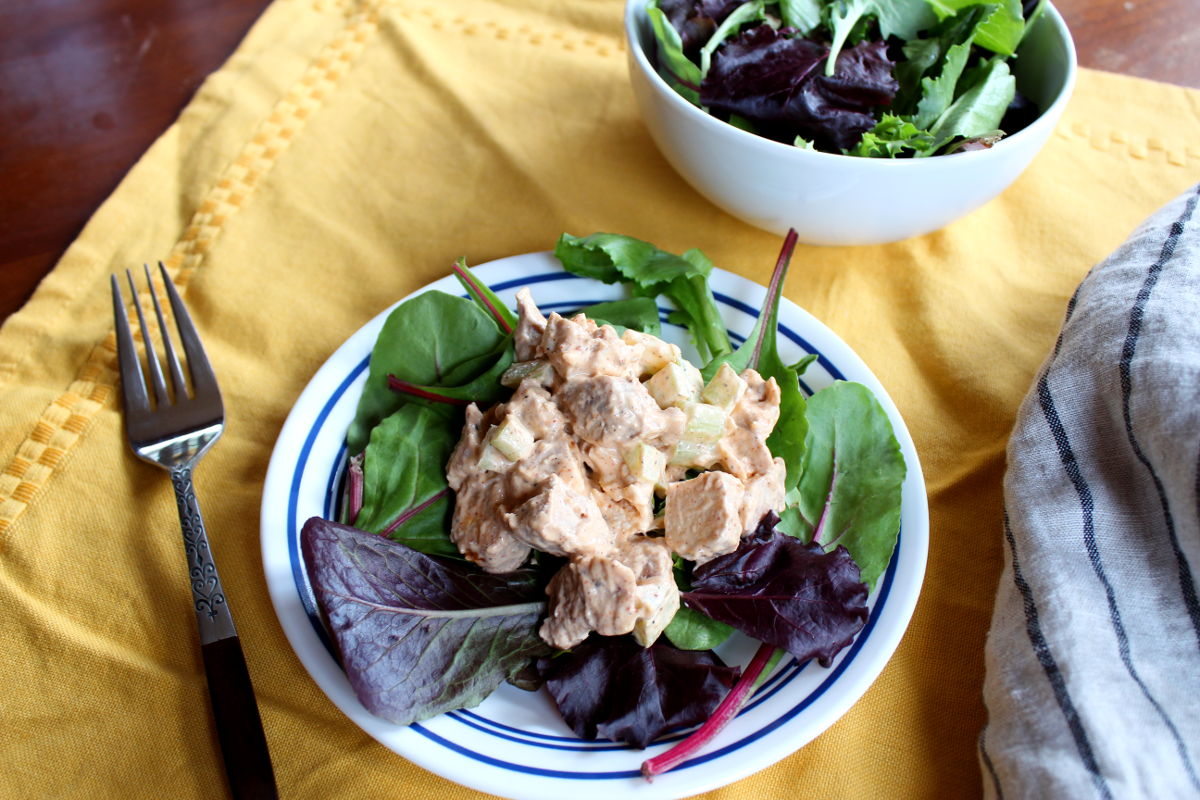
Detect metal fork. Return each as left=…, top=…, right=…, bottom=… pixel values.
left=112, top=263, right=277, bottom=800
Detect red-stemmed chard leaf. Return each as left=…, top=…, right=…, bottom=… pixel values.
left=682, top=512, right=869, bottom=666
left=354, top=404, right=459, bottom=558
left=452, top=257, right=518, bottom=333
left=387, top=374, right=470, bottom=406
left=787, top=380, right=906, bottom=589
left=347, top=291, right=510, bottom=454
left=642, top=512, right=870, bottom=780
left=641, top=641, right=776, bottom=779
left=344, top=453, right=364, bottom=525
left=385, top=337, right=515, bottom=409
left=536, top=634, right=740, bottom=749
left=301, top=517, right=550, bottom=726
left=703, top=228, right=808, bottom=492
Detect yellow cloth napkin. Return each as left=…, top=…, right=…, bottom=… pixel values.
left=1, top=0, right=1198, bottom=797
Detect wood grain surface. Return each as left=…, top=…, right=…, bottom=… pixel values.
left=1, top=0, right=1198, bottom=324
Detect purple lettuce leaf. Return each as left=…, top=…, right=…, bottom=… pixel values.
left=682, top=513, right=869, bottom=667
left=537, top=635, right=740, bottom=748
left=701, top=25, right=899, bottom=151
left=301, top=517, right=550, bottom=726
left=658, top=0, right=747, bottom=58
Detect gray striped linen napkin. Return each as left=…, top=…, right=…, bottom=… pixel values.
left=980, top=183, right=1200, bottom=799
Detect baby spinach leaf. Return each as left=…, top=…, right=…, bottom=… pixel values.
left=790, top=381, right=906, bottom=589
left=355, top=404, right=459, bottom=557
left=301, top=517, right=550, bottom=726
left=386, top=339, right=515, bottom=408
left=682, top=512, right=869, bottom=666
left=577, top=297, right=662, bottom=336
left=452, top=257, right=518, bottom=333
left=664, top=605, right=735, bottom=650
left=536, top=635, right=740, bottom=748
left=347, top=290, right=507, bottom=453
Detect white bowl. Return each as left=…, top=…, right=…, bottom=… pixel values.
left=624, top=1, right=1077, bottom=245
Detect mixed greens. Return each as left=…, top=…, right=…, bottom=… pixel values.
left=300, top=232, right=906, bottom=775
left=647, top=0, right=1046, bottom=156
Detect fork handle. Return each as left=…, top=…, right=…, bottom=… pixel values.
left=172, top=467, right=278, bottom=800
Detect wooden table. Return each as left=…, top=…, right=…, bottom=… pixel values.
left=2, top=0, right=1198, bottom=325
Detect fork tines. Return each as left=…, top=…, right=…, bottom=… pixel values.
left=111, top=263, right=219, bottom=412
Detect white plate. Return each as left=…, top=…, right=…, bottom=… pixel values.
left=261, top=252, right=928, bottom=800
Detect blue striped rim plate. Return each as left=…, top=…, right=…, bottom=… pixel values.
left=260, top=252, right=928, bottom=800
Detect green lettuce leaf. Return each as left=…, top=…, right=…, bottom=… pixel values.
left=647, top=1, right=703, bottom=104
left=925, top=0, right=1025, bottom=56
left=354, top=404, right=459, bottom=557
left=787, top=381, right=906, bottom=589
left=578, top=297, right=662, bottom=336
left=347, top=290, right=508, bottom=453
left=554, top=233, right=732, bottom=362
left=924, top=55, right=1015, bottom=154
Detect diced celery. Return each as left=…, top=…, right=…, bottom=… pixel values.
left=476, top=444, right=512, bottom=472
left=488, top=416, right=535, bottom=461
left=623, top=441, right=667, bottom=485
left=644, top=361, right=703, bottom=410
left=701, top=362, right=748, bottom=410
left=669, top=438, right=718, bottom=468
left=684, top=403, right=726, bottom=443
left=500, top=359, right=553, bottom=388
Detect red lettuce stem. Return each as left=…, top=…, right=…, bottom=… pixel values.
left=748, top=228, right=798, bottom=371
left=381, top=489, right=451, bottom=537
left=451, top=260, right=513, bottom=334
left=641, top=641, right=777, bottom=780
left=811, top=447, right=839, bottom=545
left=387, top=374, right=469, bottom=406
left=346, top=454, right=364, bottom=525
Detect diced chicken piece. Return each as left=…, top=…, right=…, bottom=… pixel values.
left=732, top=370, right=781, bottom=436
left=581, top=441, right=625, bottom=487
left=505, top=381, right=567, bottom=439
left=540, top=556, right=639, bottom=650
left=450, top=478, right=530, bottom=573
left=507, top=475, right=614, bottom=558
left=558, top=376, right=685, bottom=448
left=621, top=329, right=681, bottom=378
left=513, top=288, right=548, bottom=362
left=591, top=481, right=655, bottom=538
left=718, top=370, right=781, bottom=478
left=447, top=403, right=501, bottom=490
left=616, top=536, right=681, bottom=646
left=505, top=437, right=589, bottom=499
left=664, top=471, right=746, bottom=564
left=740, top=457, right=786, bottom=531
left=541, top=313, right=642, bottom=379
